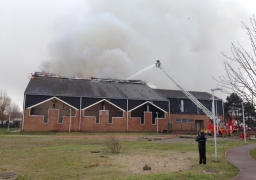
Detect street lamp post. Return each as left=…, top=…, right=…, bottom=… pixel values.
left=242, top=102, right=247, bottom=144
left=211, top=87, right=222, bottom=162
left=210, top=97, right=222, bottom=135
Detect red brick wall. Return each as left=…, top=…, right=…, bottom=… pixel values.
left=128, top=112, right=168, bottom=132
left=170, top=114, right=223, bottom=132
left=80, top=110, right=127, bottom=132
left=23, top=109, right=80, bottom=132
left=23, top=108, right=218, bottom=133
left=81, top=111, right=169, bottom=133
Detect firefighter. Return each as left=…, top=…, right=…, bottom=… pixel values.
left=196, top=132, right=207, bottom=164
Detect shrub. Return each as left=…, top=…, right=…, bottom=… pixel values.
left=104, top=134, right=121, bottom=153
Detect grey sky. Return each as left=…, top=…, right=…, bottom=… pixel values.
left=0, top=0, right=256, bottom=110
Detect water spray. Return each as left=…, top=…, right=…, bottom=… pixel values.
left=127, top=64, right=155, bottom=80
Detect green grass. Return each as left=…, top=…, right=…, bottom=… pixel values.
left=0, top=131, right=254, bottom=180
left=250, top=147, right=256, bottom=160
left=0, top=128, right=20, bottom=134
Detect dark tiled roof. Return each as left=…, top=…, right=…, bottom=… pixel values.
left=155, top=89, right=221, bottom=101
left=24, top=76, right=169, bottom=101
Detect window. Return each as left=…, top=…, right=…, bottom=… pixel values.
left=43, top=116, right=48, bottom=124
left=180, top=100, right=184, bottom=112
left=108, top=118, right=113, bottom=124
left=176, top=119, right=182, bottom=123
left=152, top=117, right=156, bottom=125
left=176, top=119, right=194, bottom=123
left=182, top=119, right=187, bottom=123
left=188, top=119, right=194, bottom=123
left=102, top=101, right=105, bottom=110
left=96, top=118, right=100, bottom=124
left=58, top=118, right=63, bottom=124
left=141, top=118, right=145, bottom=125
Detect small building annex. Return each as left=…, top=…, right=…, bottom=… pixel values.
left=156, top=89, right=223, bottom=132
left=22, top=72, right=223, bottom=133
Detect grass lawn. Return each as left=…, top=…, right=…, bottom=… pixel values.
left=0, top=130, right=255, bottom=180
left=0, top=128, right=20, bottom=134
left=249, top=146, right=256, bottom=160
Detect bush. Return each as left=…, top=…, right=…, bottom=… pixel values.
left=104, top=134, right=121, bottom=153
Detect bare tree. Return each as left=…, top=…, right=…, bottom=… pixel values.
left=214, top=16, right=256, bottom=105
left=0, top=89, right=11, bottom=127
left=8, top=102, right=22, bottom=128
left=10, top=102, right=21, bottom=118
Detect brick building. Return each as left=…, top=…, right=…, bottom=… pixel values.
left=156, top=89, right=223, bottom=132
left=22, top=72, right=223, bottom=133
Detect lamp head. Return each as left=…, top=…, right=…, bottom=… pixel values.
left=211, top=87, right=222, bottom=91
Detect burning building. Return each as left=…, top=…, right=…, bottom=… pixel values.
left=22, top=72, right=223, bottom=133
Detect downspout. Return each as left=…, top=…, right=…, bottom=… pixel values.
left=78, top=97, right=82, bottom=131
left=69, top=109, right=72, bottom=133
left=22, top=94, right=26, bottom=131
left=126, top=99, right=129, bottom=132
left=156, top=112, right=158, bottom=133
left=168, top=100, right=170, bottom=133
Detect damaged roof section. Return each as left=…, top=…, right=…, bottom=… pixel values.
left=25, top=74, right=168, bottom=102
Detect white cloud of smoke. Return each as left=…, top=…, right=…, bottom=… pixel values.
left=41, top=0, right=252, bottom=97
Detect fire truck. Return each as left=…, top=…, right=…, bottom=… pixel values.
left=155, top=60, right=237, bottom=136
left=206, top=119, right=238, bottom=135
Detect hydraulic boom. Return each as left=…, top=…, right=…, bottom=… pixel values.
left=155, top=60, right=216, bottom=121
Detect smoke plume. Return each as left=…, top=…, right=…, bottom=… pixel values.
left=41, top=0, right=252, bottom=96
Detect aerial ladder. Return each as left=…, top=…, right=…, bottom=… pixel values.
left=155, top=60, right=221, bottom=135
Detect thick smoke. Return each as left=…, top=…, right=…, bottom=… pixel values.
left=41, top=0, right=251, bottom=96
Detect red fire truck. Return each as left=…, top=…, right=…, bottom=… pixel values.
left=206, top=119, right=238, bottom=135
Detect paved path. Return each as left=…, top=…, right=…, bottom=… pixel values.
left=225, top=143, right=256, bottom=180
